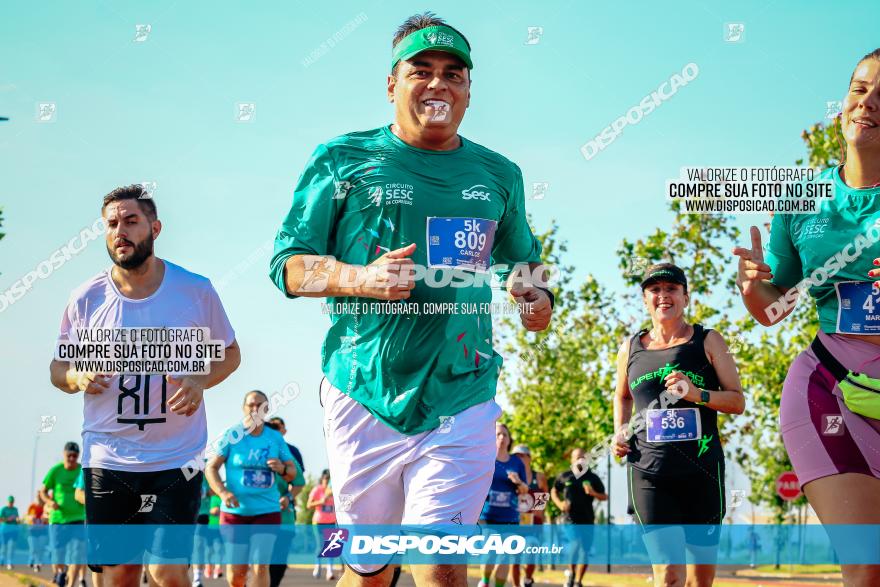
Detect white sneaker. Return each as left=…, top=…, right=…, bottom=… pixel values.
left=312, top=565, right=320, bottom=578
left=326, top=572, right=335, bottom=581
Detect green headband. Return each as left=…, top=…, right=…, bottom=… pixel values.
left=391, top=25, right=473, bottom=71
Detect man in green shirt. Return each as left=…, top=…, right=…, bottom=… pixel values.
left=270, top=12, right=553, bottom=586
left=40, top=442, right=85, bottom=587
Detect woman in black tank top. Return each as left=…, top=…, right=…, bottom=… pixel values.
left=613, top=263, right=745, bottom=587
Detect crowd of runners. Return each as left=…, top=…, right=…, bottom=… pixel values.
left=2, top=8, right=878, bottom=587
left=5, top=434, right=613, bottom=587
left=4, top=425, right=341, bottom=587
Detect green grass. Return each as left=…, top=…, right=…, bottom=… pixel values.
left=753, top=564, right=841, bottom=574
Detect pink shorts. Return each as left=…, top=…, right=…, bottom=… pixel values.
left=781, top=331, right=880, bottom=488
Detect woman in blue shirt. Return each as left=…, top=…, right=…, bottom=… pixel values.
left=478, top=423, right=529, bottom=587
left=206, top=391, right=296, bottom=587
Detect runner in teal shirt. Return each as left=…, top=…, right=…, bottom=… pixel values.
left=268, top=15, right=554, bottom=583
left=766, top=165, right=880, bottom=333
left=216, top=426, right=293, bottom=516
left=206, top=391, right=297, bottom=517
left=270, top=124, right=546, bottom=434
left=0, top=498, right=18, bottom=525
left=1, top=497, right=19, bottom=569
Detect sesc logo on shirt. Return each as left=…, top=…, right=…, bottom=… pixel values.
left=461, top=184, right=491, bottom=201
left=800, top=217, right=830, bottom=240
left=369, top=182, right=415, bottom=207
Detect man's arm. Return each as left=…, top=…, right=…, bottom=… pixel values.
left=203, top=339, right=241, bottom=389
left=550, top=484, right=568, bottom=512
left=507, top=262, right=553, bottom=332
left=38, top=486, right=55, bottom=509
left=586, top=476, right=608, bottom=502
left=281, top=245, right=417, bottom=300
left=49, top=361, right=110, bottom=394
left=166, top=340, right=240, bottom=417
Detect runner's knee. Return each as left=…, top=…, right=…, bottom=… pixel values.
left=410, top=563, right=467, bottom=587
left=251, top=564, right=270, bottom=576
left=146, top=565, right=189, bottom=587
left=103, top=565, right=141, bottom=587
left=654, top=565, right=685, bottom=587
left=340, top=564, right=396, bottom=587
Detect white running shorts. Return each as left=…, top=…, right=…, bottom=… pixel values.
left=320, top=377, right=500, bottom=574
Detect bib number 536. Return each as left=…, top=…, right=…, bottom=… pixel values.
left=661, top=414, right=686, bottom=429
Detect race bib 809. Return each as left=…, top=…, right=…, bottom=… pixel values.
left=426, top=217, right=497, bottom=272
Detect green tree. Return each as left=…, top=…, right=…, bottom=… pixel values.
left=499, top=222, right=628, bottom=495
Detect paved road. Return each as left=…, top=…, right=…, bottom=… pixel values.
left=8, top=565, right=406, bottom=587
left=3, top=564, right=843, bottom=587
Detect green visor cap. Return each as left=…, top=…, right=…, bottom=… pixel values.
left=391, top=25, right=473, bottom=71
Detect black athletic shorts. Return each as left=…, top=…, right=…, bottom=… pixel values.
left=84, top=467, right=202, bottom=568
left=627, top=465, right=725, bottom=546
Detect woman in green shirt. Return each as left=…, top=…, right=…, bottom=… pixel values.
left=736, top=48, right=880, bottom=586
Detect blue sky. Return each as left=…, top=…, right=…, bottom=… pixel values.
left=2, top=0, right=877, bottom=520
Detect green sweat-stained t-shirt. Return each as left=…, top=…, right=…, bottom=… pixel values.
left=766, top=166, right=880, bottom=334
left=42, top=463, right=85, bottom=524
left=270, top=125, right=542, bottom=434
